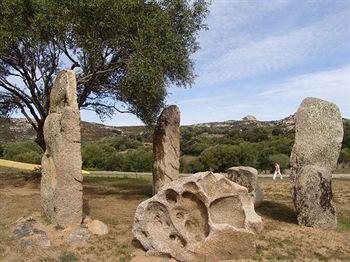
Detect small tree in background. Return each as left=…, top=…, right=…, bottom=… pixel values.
left=0, top=0, right=209, bottom=150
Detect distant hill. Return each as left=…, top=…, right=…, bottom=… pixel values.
left=1, top=115, right=348, bottom=144
left=0, top=118, right=145, bottom=143
left=188, top=115, right=295, bottom=132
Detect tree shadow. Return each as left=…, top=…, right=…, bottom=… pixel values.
left=83, top=178, right=153, bottom=200
left=256, top=201, right=297, bottom=224
left=83, top=197, right=91, bottom=215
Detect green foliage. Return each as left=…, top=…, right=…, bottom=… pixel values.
left=268, top=154, right=290, bottom=171
left=121, top=149, right=153, bottom=172
left=2, top=119, right=348, bottom=173
left=11, top=151, right=42, bottom=164
left=107, top=136, right=143, bottom=151
left=104, top=154, right=125, bottom=171
left=338, top=120, right=350, bottom=166
left=181, top=132, right=218, bottom=156
left=0, top=144, right=3, bottom=157
left=0, top=0, right=209, bottom=150
left=82, top=141, right=152, bottom=172
left=181, top=157, right=204, bottom=173
left=200, top=145, right=240, bottom=172
left=82, top=143, right=117, bottom=170
left=179, top=125, right=296, bottom=172
left=3, top=140, right=43, bottom=164
left=225, top=128, right=270, bottom=143
left=343, top=121, right=350, bottom=148
left=339, top=148, right=350, bottom=164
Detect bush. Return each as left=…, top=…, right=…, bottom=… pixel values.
left=121, top=149, right=153, bottom=172
left=200, top=145, right=240, bottom=172
left=268, top=153, right=290, bottom=172
left=107, top=136, right=143, bottom=151
left=104, top=154, right=125, bottom=171
left=3, top=140, right=43, bottom=164
left=12, top=151, right=42, bottom=164
left=82, top=143, right=117, bottom=170
left=339, top=148, right=350, bottom=164
left=181, top=157, right=204, bottom=173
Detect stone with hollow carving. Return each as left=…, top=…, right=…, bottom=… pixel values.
left=290, top=97, right=343, bottom=228
left=41, top=70, right=83, bottom=228
left=133, top=171, right=263, bottom=261
left=152, top=105, right=180, bottom=195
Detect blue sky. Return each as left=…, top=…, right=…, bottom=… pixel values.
left=81, top=1, right=348, bottom=125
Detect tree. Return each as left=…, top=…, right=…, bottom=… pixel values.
left=82, top=143, right=116, bottom=169
left=0, top=0, right=209, bottom=149
left=200, top=145, right=241, bottom=172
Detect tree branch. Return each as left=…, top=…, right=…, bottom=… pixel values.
left=61, top=42, right=80, bottom=69
left=16, top=102, right=39, bottom=132
left=83, top=102, right=131, bottom=114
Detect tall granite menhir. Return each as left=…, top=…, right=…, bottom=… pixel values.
left=41, top=70, right=83, bottom=228
left=291, top=97, right=343, bottom=228
left=153, top=105, right=180, bottom=195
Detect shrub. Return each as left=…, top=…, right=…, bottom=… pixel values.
left=339, top=148, right=350, bottom=164
left=181, top=157, right=204, bottom=173
left=200, top=145, right=240, bottom=172
left=107, top=136, right=143, bottom=151
left=104, top=154, right=125, bottom=171
left=82, top=143, right=116, bottom=170
left=3, top=140, right=43, bottom=164
left=121, top=149, right=153, bottom=172
left=268, top=153, right=290, bottom=171
left=12, top=151, right=42, bottom=164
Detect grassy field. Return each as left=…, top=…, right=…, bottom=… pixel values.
left=0, top=173, right=349, bottom=261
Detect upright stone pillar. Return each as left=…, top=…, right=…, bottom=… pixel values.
left=290, top=97, right=343, bottom=228
left=153, top=105, right=180, bottom=194
left=41, top=70, right=83, bottom=228
left=227, top=166, right=263, bottom=207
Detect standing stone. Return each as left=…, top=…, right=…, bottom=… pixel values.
left=227, top=166, right=263, bottom=207
left=133, top=172, right=263, bottom=261
left=41, top=70, right=83, bottom=228
left=290, top=97, right=343, bottom=228
left=153, top=105, right=180, bottom=195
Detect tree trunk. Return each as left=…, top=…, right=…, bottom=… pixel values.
left=35, top=121, right=46, bottom=151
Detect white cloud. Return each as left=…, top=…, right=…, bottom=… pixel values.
left=177, top=95, right=227, bottom=105
left=196, top=0, right=291, bottom=59
left=196, top=8, right=349, bottom=87
left=257, top=65, right=350, bottom=99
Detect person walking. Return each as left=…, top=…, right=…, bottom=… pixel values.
left=273, top=163, right=282, bottom=180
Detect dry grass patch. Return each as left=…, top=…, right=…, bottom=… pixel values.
left=0, top=174, right=349, bottom=261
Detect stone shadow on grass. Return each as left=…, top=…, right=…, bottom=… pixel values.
left=83, top=197, right=91, bottom=215
left=256, top=201, right=297, bottom=224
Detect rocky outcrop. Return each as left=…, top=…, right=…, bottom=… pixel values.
left=133, top=171, right=263, bottom=261
left=153, top=105, right=180, bottom=194
left=290, top=97, right=343, bottom=228
left=242, top=115, right=257, bottom=121
left=227, top=166, right=263, bottom=207
left=41, top=70, right=83, bottom=228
